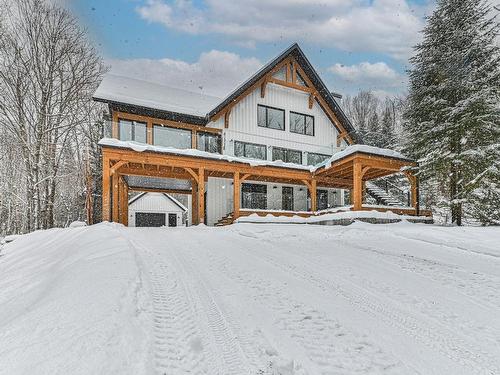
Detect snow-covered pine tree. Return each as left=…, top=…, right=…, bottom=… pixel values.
left=403, top=0, right=500, bottom=225
left=380, top=100, right=397, bottom=148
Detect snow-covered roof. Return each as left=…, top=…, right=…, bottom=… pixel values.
left=99, top=138, right=413, bottom=173
left=93, top=74, right=221, bottom=118
left=99, top=138, right=315, bottom=171
left=315, top=144, right=412, bottom=171
left=128, top=192, right=188, bottom=212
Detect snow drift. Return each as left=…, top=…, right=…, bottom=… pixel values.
left=1, top=222, right=500, bottom=374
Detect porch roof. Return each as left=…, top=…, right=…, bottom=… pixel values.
left=99, top=138, right=415, bottom=177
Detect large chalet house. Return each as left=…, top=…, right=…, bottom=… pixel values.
left=94, top=43, right=426, bottom=226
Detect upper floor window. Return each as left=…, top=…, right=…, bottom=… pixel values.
left=307, top=152, right=331, bottom=166
left=234, top=141, right=267, bottom=160
left=290, top=111, right=314, bottom=136
left=197, top=132, right=221, bottom=154
left=119, top=119, right=147, bottom=143
left=272, top=146, right=302, bottom=165
left=153, top=124, right=191, bottom=149
left=258, top=105, right=285, bottom=131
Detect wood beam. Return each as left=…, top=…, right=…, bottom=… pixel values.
left=352, top=161, right=362, bottom=210
left=110, top=160, right=128, bottom=175
left=191, top=181, right=198, bottom=225
left=260, top=79, right=267, bottom=98
left=112, top=172, right=120, bottom=222
left=119, top=176, right=128, bottom=225
left=268, top=78, right=314, bottom=94
left=292, top=62, right=297, bottom=83
left=233, top=172, right=240, bottom=220
left=224, top=109, right=231, bottom=129
left=128, top=187, right=192, bottom=195
left=310, top=179, right=317, bottom=212
left=197, top=168, right=205, bottom=224
left=184, top=167, right=199, bottom=183
left=308, top=93, right=315, bottom=109
left=102, top=156, right=111, bottom=222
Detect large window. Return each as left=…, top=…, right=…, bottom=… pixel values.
left=119, top=119, right=147, bottom=143
left=257, top=105, right=285, bottom=131
left=234, top=141, right=267, bottom=160
left=153, top=125, right=191, bottom=149
left=307, top=152, right=331, bottom=166
left=290, top=111, right=314, bottom=136
left=242, top=183, right=267, bottom=209
left=197, top=132, right=221, bottom=154
left=272, top=146, right=302, bottom=164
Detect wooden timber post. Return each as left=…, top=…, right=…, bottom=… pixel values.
left=198, top=168, right=205, bottom=224
left=352, top=160, right=363, bottom=210
left=191, top=182, right=198, bottom=225
left=102, top=156, right=111, bottom=222
left=118, top=176, right=128, bottom=226
left=405, top=171, right=419, bottom=215
left=233, top=172, right=240, bottom=220
left=310, top=179, right=317, bottom=212
left=112, top=172, right=120, bottom=222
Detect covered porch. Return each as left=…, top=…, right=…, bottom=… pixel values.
left=101, top=140, right=428, bottom=226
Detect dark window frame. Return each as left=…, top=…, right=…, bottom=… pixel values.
left=306, top=152, right=331, bottom=166
left=234, top=140, right=267, bottom=160
left=152, top=124, right=192, bottom=149
left=257, top=104, right=285, bottom=131
left=272, top=146, right=303, bottom=164
left=290, top=111, right=315, bottom=136
left=197, top=131, right=222, bottom=154
left=118, top=119, right=147, bottom=143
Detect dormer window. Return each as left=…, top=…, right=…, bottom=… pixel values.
left=290, top=111, right=314, bottom=136
left=258, top=105, right=285, bottom=131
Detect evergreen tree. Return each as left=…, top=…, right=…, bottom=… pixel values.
left=380, top=100, right=397, bottom=148
left=403, top=0, right=500, bottom=225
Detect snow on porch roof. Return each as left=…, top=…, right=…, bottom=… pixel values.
left=93, top=74, right=221, bottom=118
left=99, top=138, right=413, bottom=173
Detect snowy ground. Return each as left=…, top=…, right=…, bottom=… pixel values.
left=1, top=222, right=499, bottom=375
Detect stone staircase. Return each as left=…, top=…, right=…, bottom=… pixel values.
left=215, top=212, right=235, bottom=226
left=366, top=181, right=405, bottom=207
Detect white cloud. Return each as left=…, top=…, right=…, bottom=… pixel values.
left=136, top=0, right=428, bottom=60
left=329, top=61, right=407, bottom=95
left=107, top=50, right=262, bottom=97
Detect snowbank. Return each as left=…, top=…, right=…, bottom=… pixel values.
left=2, top=223, right=499, bottom=374
left=0, top=223, right=150, bottom=375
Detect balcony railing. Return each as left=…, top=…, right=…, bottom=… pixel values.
left=102, top=119, right=222, bottom=154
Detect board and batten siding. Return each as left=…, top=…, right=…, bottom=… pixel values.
left=128, top=193, right=186, bottom=227
left=208, top=83, right=346, bottom=160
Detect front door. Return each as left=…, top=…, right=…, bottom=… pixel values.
left=318, top=189, right=328, bottom=210
left=282, top=186, right=294, bottom=211
left=168, top=213, right=177, bottom=227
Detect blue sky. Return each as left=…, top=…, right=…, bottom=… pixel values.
left=69, top=0, right=434, bottom=98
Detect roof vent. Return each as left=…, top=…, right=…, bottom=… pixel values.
left=330, top=92, right=342, bottom=100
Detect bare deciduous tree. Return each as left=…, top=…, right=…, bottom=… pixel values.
left=0, top=0, right=105, bottom=234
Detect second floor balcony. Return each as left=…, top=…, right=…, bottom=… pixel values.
left=104, top=117, right=222, bottom=154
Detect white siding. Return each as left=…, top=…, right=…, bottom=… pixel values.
left=208, top=83, right=345, bottom=162
left=206, top=177, right=233, bottom=226
left=128, top=193, right=186, bottom=227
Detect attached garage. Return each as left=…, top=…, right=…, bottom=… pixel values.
left=128, top=193, right=188, bottom=227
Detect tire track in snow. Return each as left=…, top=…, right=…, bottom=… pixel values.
left=125, top=236, right=212, bottom=375
left=166, top=244, right=255, bottom=375
left=237, top=233, right=500, bottom=375
left=203, top=240, right=408, bottom=375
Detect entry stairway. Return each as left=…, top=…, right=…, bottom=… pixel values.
left=365, top=181, right=405, bottom=207
left=215, top=212, right=235, bottom=226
